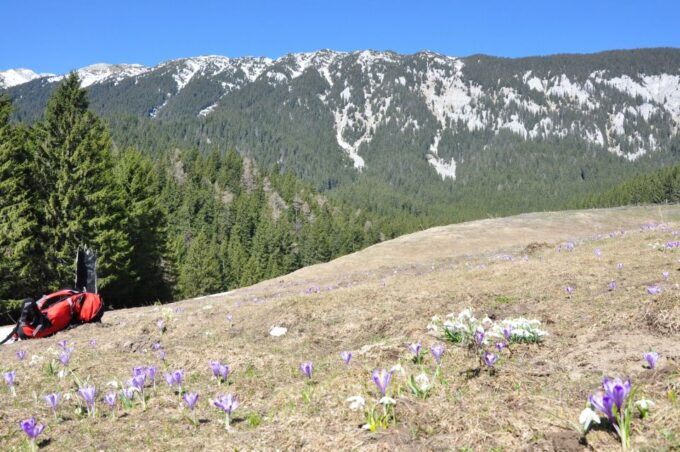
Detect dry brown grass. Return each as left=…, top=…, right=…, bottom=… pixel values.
left=1, top=205, right=680, bottom=451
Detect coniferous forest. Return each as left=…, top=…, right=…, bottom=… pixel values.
left=2, top=63, right=680, bottom=316
left=0, top=74, right=379, bottom=315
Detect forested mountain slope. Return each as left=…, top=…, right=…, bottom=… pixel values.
left=4, top=48, right=680, bottom=226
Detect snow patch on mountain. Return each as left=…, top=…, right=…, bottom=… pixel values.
left=420, top=62, right=485, bottom=131
left=603, top=74, right=680, bottom=120
left=426, top=130, right=456, bottom=180
left=198, top=103, right=218, bottom=117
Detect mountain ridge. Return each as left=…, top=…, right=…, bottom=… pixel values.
left=3, top=47, right=680, bottom=226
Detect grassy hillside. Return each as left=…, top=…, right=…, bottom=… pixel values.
left=1, top=205, right=680, bottom=450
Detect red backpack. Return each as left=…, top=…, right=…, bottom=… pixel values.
left=0, top=246, right=104, bottom=344
left=1, top=290, right=104, bottom=344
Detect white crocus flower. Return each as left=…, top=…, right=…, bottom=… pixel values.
left=378, top=396, right=396, bottom=406
left=389, top=364, right=405, bottom=376
left=415, top=373, right=432, bottom=391
left=635, top=399, right=655, bottom=417
left=579, top=407, right=600, bottom=432
left=345, top=395, right=365, bottom=411
left=29, top=355, right=44, bottom=366
left=635, top=399, right=654, bottom=410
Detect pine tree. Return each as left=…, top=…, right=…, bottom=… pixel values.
left=36, top=73, right=133, bottom=303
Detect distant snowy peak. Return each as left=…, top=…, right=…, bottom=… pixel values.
left=0, top=68, right=53, bottom=89
left=48, top=63, right=149, bottom=88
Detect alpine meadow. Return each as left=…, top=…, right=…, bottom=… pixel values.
left=1, top=2, right=680, bottom=450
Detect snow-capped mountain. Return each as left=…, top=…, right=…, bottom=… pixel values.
left=3, top=48, right=680, bottom=182
left=0, top=68, right=53, bottom=89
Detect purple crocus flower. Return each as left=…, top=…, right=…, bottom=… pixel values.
left=57, top=340, right=68, bottom=350
left=226, top=313, right=233, bottom=322
left=662, top=271, right=670, bottom=280
left=589, top=393, right=616, bottom=421
left=473, top=330, right=485, bottom=346
left=19, top=417, right=45, bottom=440
left=151, top=342, right=162, bottom=351
left=608, top=281, right=617, bottom=291
left=502, top=327, right=513, bottom=341
left=212, top=393, right=239, bottom=413
left=602, top=377, right=631, bottom=410
left=340, top=351, right=352, bottom=365
left=617, top=263, right=624, bottom=270
left=643, top=352, right=659, bottom=369
left=146, top=366, right=157, bottom=384
left=129, top=375, right=146, bottom=392
left=164, top=369, right=184, bottom=391
left=565, top=286, right=574, bottom=295
left=212, top=393, right=239, bottom=429
left=79, top=385, right=97, bottom=414
left=157, top=319, right=166, bottom=332
left=299, top=361, right=313, bottom=379
left=594, top=248, right=602, bottom=257
left=209, top=361, right=230, bottom=381
left=483, top=352, right=497, bottom=367
left=408, top=341, right=422, bottom=357
left=4, top=370, right=16, bottom=387
left=430, top=343, right=445, bottom=364
left=218, top=364, right=230, bottom=381
left=158, top=350, right=166, bottom=361
left=105, top=391, right=117, bottom=408
left=133, top=366, right=147, bottom=377
left=372, top=369, right=392, bottom=395
left=183, top=392, right=199, bottom=410
left=495, top=342, right=507, bottom=352
left=44, top=392, right=61, bottom=414
left=89, top=339, right=97, bottom=348
left=16, top=350, right=26, bottom=361
left=647, top=286, right=662, bottom=295
left=59, top=351, right=71, bottom=366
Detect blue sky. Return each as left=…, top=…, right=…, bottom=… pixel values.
left=2, top=0, right=679, bottom=73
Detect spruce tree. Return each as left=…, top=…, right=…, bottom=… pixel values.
left=177, top=231, right=223, bottom=298
left=36, top=73, right=133, bottom=303
left=115, top=148, right=170, bottom=303
left=0, top=96, right=46, bottom=301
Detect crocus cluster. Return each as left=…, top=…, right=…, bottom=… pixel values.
left=164, top=369, right=185, bottom=394
left=209, top=361, right=230, bottom=384
left=585, top=377, right=646, bottom=448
